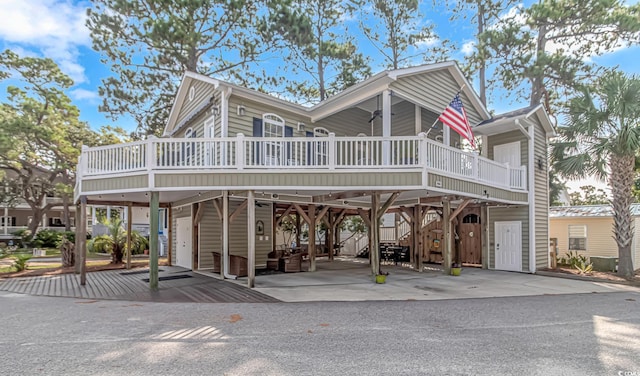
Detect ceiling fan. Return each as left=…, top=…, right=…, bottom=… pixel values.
left=368, top=95, right=382, bottom=123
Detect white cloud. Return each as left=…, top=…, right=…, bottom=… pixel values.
left=70, top=88, right=99, bottom=103
left=461, top=41, right=475, bottom=56
left=415, top=37, right=439, bottom=49
left=0, top=0, right=91, bottom=83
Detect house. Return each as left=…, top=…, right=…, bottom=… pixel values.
left=549, top=204, right=640, bottom=266
left=0, top=197, right=76, bottom=241
left=73, top=61, right=554, bottom=287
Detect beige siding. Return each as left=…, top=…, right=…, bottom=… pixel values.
left=170, top=205, right=191, bottom=266
left=198, top=200, right=221, bottom=269
left=175, top=80, right=217, bottom=127
left=315, top=108, right=372, bottom=136
left=550, top=217, right=618, bottom=259
left=228, top=199, right=272, bottom=268
left=390, top=100, right=415, bottom=136
left=532, top=120, right=549, bottom=269
left=487, top=206, right=529, bottom=271
left=173, top=109, right=212, bottom=139
left=487, top=130, right=528, bottom=170
left=155, top=171, right=423, bottom=189
left=390, top=69, right=484, bottom=125
left=82, top=175, right=148, bottom=192
left=428, top=174, right=528, bottom=203
left=228, top=95, right=312, bottom=137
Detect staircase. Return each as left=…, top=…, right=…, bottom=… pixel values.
left=158, top=234, right=168, bottom=257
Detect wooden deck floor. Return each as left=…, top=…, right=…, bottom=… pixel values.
left=0, top=267, right=279, bottom=303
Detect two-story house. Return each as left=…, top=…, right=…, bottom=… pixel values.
left=74, top=61, right=554, bottom=287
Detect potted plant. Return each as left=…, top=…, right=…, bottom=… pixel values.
left=451, top=262, right=462, bottom=276
left=375, top=271, right=389, bottom=284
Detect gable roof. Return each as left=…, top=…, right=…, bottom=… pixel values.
left=163, top=61, right=492, bottom=136
left=550, top=204, right=640, bottom=218
left=475, top=104, right=556, bottom=136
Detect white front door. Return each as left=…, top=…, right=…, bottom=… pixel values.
left=493, top=141, right=521, bottom=167
left=495, top=221, right=522, bottom=272
left=176, top=217, right=193, bottom=269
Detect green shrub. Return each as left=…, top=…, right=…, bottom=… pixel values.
left=33, top=230, right=63, bottom=248
left=87, top=234, right=113, bottom=254
left=12, top=254, right=31, bottom=272
left=12, top=229, right=32, bottom=243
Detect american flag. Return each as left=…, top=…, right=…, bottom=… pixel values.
left=438, top=94, right=476, bottom=148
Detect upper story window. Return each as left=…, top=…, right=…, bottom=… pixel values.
left=184, top=128, right=197, bottom=162
left=262, top=113, right=285, bottom=165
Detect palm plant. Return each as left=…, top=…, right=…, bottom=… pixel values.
left=89, top=218, right=148, bottom=264
left=552, top=71, right=640, bottom=278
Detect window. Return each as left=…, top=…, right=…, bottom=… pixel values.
left=1, top=217, right=16, bottom=226
left=184, top=128, right=198, bottom=164
left=568, top=225, right=587, bottom=251
left=263, top=113, right=285, bottom=165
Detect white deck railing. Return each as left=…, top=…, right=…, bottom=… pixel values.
left=79, top=133, right=527, bottom=191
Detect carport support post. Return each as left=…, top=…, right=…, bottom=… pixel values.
left=481, top=205, right=488, bottom=269
left=78, top=196, right=87, bottom=285
left=371, top=193, right=380, bottom=276
left=413, top=205, right=422, bottom=271
left=126, top=204, right=132, bottom=270
left=149, top=191, right=159, bottom=290
left=74, top=202, right=82, bottom=274
left=247, top=190, right=256, bottom=288
left=328, top=210, right=334, bottom=261
left=167, top=205, right=173, bottom=266
left=308, top=204, right=317, bottom=272
left=442, top=200, right=452, bottom=275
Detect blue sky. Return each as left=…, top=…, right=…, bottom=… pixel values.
left=1, top=0, right=639, bottom=191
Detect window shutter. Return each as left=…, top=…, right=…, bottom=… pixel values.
left=253, top=117, right=263, bottom=165
left=568, top=225, right=586, bottom=238
left=285, top=126, right=293, bottom=161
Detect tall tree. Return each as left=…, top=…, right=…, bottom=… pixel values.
left=552, top=71, right=640, bottom=278
left=548, top=169, right=567, bottom=206
left=0, top=50, right=95, bottom=235
left=482, top=0, right=640, bottom=110
left=446, top=0, right=517, bottom=106
left=354, top=0, right=448, bottom=70
left=87, top=0, right=277, bottom=136
left=568, top=185, right=609, bottom=206
left=267, top=0, right=371, bottom=103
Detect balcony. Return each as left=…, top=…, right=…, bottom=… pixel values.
left=78, top=134, right=527, bottom=192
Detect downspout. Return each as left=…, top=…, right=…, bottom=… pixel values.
left=524, top=119, right=536, bottom=273
left=223, top=190, right=237, bottom=279
left=221, top=87, right=232, bottom=137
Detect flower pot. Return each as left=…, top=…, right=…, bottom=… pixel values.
left=375, top=274, right=387, bottom=284
left=451, top=267, right=461, bottom=276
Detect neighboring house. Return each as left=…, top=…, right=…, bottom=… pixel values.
left=549, top=204, right=640, bottom=266
left=1, top=198, right=76, bottom=241
left=74, top=61, right=554, bottom=285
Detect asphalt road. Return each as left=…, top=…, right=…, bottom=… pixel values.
left=1, top=290, right=639, bottom=376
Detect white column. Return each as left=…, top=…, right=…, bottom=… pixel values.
left=91, top=206, right=96, bottom=226
left=382, top=90, right=392, bottom=165
left=414, top=104, right=421, bottom=135
left=106, top=206, right=112, bottom=221
left=247, top=190, right=256, bottom=288
left=3, top=207, right=7, bottom=235
left=443, top=124, right=451, bottom=147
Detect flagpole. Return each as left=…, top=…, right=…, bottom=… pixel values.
left=424, top=84, right=467, bottom=138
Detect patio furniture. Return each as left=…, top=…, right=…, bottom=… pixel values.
left=211, top=252, right=221, bottom=273
left=281, top=253, right=302, bottom=273
left=267, top=250, right=285, bottom=270
left=229, top=254, right=248, bottom=277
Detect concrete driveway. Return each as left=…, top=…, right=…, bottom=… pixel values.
left=241, top=257, right=640, bottom=302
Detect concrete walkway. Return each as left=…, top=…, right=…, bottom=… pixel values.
left=243, top=258, right=640, bottom=302
left=1, top=257, right=637, bottom=303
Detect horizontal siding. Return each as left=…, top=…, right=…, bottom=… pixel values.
left=172, top=192, right=221, bottom=208
left=315, top=107, right=372, bottom=136
left=198, top=200, right=221, bottom=269
left=390, top=100, right=415, bottom=136
left=170, top=205, right=191, bottom=266
left=428, top=174, right=528, bottom=203
left=228, top=200, right=272, bottom=268
left=488, top=206, right=529, bottom=271
left=228, top=95, right=312, bottom=138
left=82, top=175, right=148, bottom=192
left=390, top=69, right=484, bottom=125
left=155, top=171, right=423, bottom=189
left=533, top=120, right=549, bottom=269
left=487, top=130, right=528, bottom=169
left=550, top=217, right=625, bottom=264
left=175, top=80, right=217, bottom=127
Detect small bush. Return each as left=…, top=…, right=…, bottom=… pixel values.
left=12, top=254, right=31, bottom=272
left=33, top=230, right=63, bottom=248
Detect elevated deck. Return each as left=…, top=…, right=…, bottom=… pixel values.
left=76, top=134, right=528, bottom=202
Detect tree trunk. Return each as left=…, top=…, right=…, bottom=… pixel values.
left=62, top=194, right=71, bottom=231
left=477, top=1, right=486, bottom=106
left=610, top=154, right=635, bottom=278
left=60, top=236, right=75, bottom=267
left=27, top=208, right=43, bottom=239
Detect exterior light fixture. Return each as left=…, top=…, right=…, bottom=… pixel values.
left=237, top=105, right=246, bottom=116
